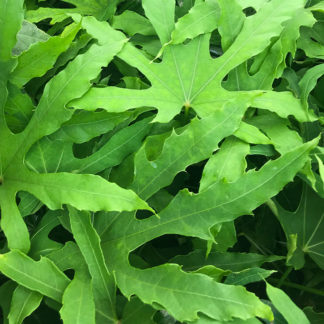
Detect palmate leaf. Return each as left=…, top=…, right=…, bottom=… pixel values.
left=130, top=101, right=247, bottom=200
left=0, top=18, right=150, bottom=253
left=274, top=184, right=324, bottom=269
left=71, top=0, right=313, bottom=123
left=99, top=139, right=317, bottom=322
left=225, top=8, right=315, bottom=91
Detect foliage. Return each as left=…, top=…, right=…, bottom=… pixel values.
left=0, top=0, right=323, bottom=323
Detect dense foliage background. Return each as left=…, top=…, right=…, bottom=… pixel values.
left=0, top=0, right=323, bottom=323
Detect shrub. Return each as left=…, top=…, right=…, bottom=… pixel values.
left=0, top=0, right=323, bottom=323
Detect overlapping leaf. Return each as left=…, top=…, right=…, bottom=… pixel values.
left=71, top=0, right=313, bottom=123
left=0, top=12, right=149, bottom=254
left=99, top=138, right=317, bottom=322
left=274, top=185, right=324, bottom=269
left=0, top=0, right=322, bottom=323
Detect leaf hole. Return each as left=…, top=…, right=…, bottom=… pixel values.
left=135, top=209, right=155, bottom=220
left=39, top=1, right=76, bottom=9
left=209, top=30, right=223, bottom=58
left=129, top=234, right=193, bottom=268
left=72, top=136, right=100, bottom=158
left=48, top=224, right=74, bottom=244
left=23, top=300, right=63, bottom=324
left=242, top=7, right=256, bottom=16
left=63, top=269, right=75, bottom=280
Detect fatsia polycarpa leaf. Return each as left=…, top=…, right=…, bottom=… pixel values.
left=71, top=0, right=314, bottom=123
left=0, top=17, right=150, bottom=253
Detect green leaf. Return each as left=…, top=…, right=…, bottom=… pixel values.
left=60, top=270, right=96, bottom=324
left=25, top=115, right=151, bottom=175
left=200, top=137, right=249, bottom=191
left=250, top=112, right=303, bottom=154
left=193, top=315, right=262, bottom=324
left=0, top=250, right=70, bottom=302
left=297, top=21, right=324, bottom=59
left=29, top=211, right=62, bottom=259
left=16, top=171, right=150, bottom=212
left=112, top=139, right=317, bottom=245
left=217, top=0, right=244, bottom=51
left=72, top=0, right=309, bottom=123
left=316, top=155, right=324, bottom=192
left=236, top=0, right=268, bottom=11
left=69, top=207, right=117, bottom=322
left=45, top=242, right=97, bottom=323
left=0, top=19, right=145, bottom=252
left=142, top=0, right=175, bottom=44
left=0, top=188, right=30, bottom=252
left=171, top=0, right=220, bottom=44
left=27, top=0, right=118, bottom=23
left=4, top=82, right=35, bottom=133
left=0, top=0, right=24, bottom=142
left=101, top=141, right=317, bottom=322
left=234, top=122, right=272, bottom=145
left=266, top=282, right=310, bottom=324
left=130, top=102, right=247, bottom=200
left=53, top=110, right=133, bottom=144
left=46, top=241, right=83, bottom=271
left=304, top=307, right=324, bottom=324
left=224, top=7, right=315, bottom=91
left=225, top=268, right=276, bottom=286
left=10, top=23, right=80, bottom=87
left=1, top=1, right=322, bottom=322
left=274, top=184, right=324, bottom=269
left=299, top=64, right=324, bottom=109
left=114, top=263, right=273, bottom=322
left=0, top=0, right=24, bottom=62
left=12, top=20, right=50, bottom=56
left=121, top=297, right=156, bottom=324
left=0, top=282, right=16, bottom=324
left=112, top=11, right=155, bottom=36
left=171, top=250, right=282, bottom=272
left=8, top=285, right=42, bottom=324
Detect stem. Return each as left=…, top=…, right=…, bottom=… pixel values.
left=184, top=105, right=190, bottom=120
left=238, top=232, right=267, bottom=255
left=269, top=279, right=324, bottom=297
left=277, top=266, right=293, bottom=288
